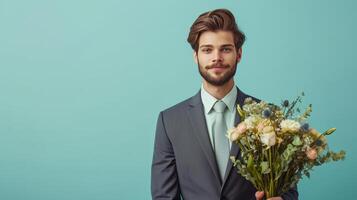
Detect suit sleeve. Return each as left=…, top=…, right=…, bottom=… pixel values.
left=151, top=112, right=181, bottom=200
left=281, top=184, right=298, bottom=200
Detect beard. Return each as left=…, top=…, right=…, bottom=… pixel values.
left=198, top=60, right=237, bottom=86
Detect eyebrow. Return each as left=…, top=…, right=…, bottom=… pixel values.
left=199, top=44, right=235, bottom=49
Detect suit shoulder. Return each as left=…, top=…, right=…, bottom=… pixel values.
left=160, top=95, right=193, bottom=115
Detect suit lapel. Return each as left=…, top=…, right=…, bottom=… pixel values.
left=222, top=86, right=248, bottom=188
left=187, top=91, right=221, bottom=185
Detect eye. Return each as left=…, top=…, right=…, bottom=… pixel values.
left=222, top=48, right=232, bottom=52
left=202, top=48, right=212, bottom=53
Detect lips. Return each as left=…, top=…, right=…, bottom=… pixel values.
left=210, top=66, right=226, bottom=73
left=208, top=64, right=228, bottom=69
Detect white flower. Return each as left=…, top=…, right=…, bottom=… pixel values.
left=260, top=131, right=276, bottom=147
left=244, top=116, right=261, bottom=129
left=280, top=119, right=300, bottom=133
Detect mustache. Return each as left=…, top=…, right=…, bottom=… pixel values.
left=206, top=64, right=230, bottom=69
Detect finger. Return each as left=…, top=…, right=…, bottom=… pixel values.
left=255, top=191, right=265, bottom=200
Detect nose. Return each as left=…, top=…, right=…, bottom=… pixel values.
left=212, top=50, right=223, bottom=63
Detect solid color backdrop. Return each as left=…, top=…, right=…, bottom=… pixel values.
left=0, top=0, right=356, bottom=199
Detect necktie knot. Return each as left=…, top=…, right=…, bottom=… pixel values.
left=213, top=100, right=227, bottom=113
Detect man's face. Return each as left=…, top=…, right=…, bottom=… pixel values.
left=194, top=30, right=242, bottom=86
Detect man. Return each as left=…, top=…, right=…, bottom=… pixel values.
left=151, top=9, right=298, bottom=200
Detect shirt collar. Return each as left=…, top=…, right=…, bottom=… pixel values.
left=200, top=84, right=237, bottom=114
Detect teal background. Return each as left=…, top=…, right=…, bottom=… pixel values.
left=0, top=0, right=356, bottom=199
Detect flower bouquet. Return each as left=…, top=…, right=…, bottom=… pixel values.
left=227, top=93, right=346, bottom=198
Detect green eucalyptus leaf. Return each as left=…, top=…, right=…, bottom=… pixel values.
left=292, top=135, right=303, bottom=146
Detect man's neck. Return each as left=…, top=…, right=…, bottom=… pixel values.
left=202, top=79, right=235, bottom=100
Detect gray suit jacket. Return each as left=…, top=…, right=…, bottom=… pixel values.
left=151, top=86, right=298, bottom=200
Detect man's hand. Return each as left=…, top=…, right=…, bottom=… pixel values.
left=255, top=191, right=283, bottom=200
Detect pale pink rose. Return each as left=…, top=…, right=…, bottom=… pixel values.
left=236, top=122, right=247, bottom=134
left=227, top=122, right=247, bottom=141
left=306, top=148, right=318, bottom=160
left=229, top=130, right=240, bottom=141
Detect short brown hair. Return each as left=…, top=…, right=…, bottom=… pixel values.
left=187, top=8, right=246, bottom=52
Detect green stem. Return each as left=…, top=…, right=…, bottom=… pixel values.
left=268, top=148, right=274, bottom=198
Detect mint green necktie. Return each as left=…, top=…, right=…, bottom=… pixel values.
left=212, top=100, right=230, bottom=181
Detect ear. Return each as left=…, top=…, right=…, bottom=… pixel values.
left=236, top=47, right=242, bottom=63
left=193, top=51, right=198, bottom=64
